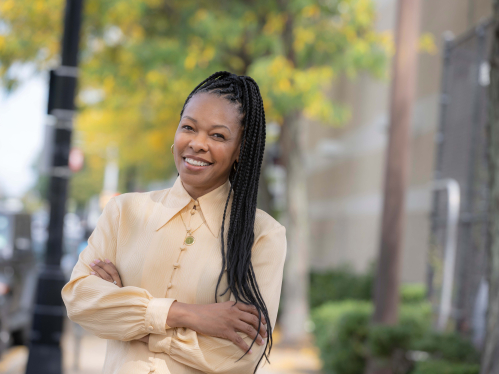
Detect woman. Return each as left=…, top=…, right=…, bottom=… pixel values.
left=62, top=71, right=287, bottom=374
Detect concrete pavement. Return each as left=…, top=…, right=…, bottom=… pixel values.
left=0, top=321, right=322, bottom=374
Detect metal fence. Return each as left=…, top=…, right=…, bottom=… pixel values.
left=429, top=19, right=493, bottom=348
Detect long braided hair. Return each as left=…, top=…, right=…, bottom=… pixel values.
left=180, top=71, right=270, bottom=370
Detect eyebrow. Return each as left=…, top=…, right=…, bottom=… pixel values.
left=182, top=116, right=232, bottom=133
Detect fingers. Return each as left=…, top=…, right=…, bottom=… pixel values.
left=236, top=303, right=266, bottom=325
left=228, top=331, right=252, bottom=354
left=90, top=261, right=113, bottom=282
left=90, top=259, right=123, bottom=287
left=90, top=271, right=102, bottom=279
left=235, top=321, right=265, bottom=346
left=239, top=311, right=268, bottom=340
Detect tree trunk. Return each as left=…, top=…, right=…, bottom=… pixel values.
left=481, top=3, right=499, bottom=373
left=366, top=1, right=421, bottom=373
left=279, top=113, right=310, bottom=344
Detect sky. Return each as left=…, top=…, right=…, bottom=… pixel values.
left=0, top=73, right=48, bottom=198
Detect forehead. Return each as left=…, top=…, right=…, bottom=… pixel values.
left=183, top=93, right=242, bottom=129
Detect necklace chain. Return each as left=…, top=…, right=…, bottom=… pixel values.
left=180, top=203, right=204, bottom=245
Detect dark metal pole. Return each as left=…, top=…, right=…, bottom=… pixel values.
left=25, top=1, right=84, bottom=373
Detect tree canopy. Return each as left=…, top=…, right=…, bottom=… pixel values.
left=1, top=0, right=395, bottom=205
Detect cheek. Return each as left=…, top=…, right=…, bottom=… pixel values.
left=212, top=143, right=238, bottom=167
left=174, top=133, right=189, bottom=152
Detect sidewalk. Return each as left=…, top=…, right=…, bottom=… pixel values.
left=0, top=321, right=322, bottom=374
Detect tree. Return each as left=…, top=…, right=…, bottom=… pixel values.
left=481, top=1, right=499, bottom=373
left=365, top=1, right=421, bottom=373
left=1, top=0, right=391, bottom=342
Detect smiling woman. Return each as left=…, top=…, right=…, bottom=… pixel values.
left=175, top=93, right=243, bottom=198
left=61, top=71, right=287, bottom=374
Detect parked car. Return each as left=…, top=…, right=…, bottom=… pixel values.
left=0, top=211, right=37, bottom=356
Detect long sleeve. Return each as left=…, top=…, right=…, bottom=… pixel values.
left=61, top=197, right=176, bottom=341
left=148, top=225, right=287, bottom=374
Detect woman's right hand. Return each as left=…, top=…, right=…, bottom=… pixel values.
left=167, top=301, right=268, bottom=353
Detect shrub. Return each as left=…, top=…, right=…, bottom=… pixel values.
left=312, top=301, right=372, bottom=374
left=311, top=301, right=431, bottom=374
left=309, top=268, right=373, bottom=309
left=309, top=269, right=477, bottom=374
left=309, top=268, right=426, bottom=309
left=400, top=283, right=426, bottom=304
left=412, top=360, right=480, bottom=374
left=412, top=332, right=480, bottom=364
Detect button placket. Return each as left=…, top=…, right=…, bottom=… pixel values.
left=149, top=357, right=156, bottom=372
left=166, top=202, right=199, bottom=297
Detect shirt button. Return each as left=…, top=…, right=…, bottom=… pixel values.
left=148, top=326, right=153, bottom=331
left=167, top=282, right=172, bottom=289
left=173, top=262, right=180, bottom=268
left=150, top=367, right=156, bottom=372
left=180, top=244, right=186, bottom=251
left=190, top=209, right=196, bottom=215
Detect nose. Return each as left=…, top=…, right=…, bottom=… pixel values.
left=188, top=133, right=209, bottom=153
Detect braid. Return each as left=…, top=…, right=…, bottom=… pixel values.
left=180, top=72, right=271, bottom=371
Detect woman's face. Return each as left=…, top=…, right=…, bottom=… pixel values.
left=174, top=92, right=243, bottom=195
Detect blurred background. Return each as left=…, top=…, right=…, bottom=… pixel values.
left=0, top=0, right=497, bottom=373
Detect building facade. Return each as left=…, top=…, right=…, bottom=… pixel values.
left=307, top=0, right=492, bottom=283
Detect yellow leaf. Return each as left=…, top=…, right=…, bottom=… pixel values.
left=419, top=32, right=437, bottom=55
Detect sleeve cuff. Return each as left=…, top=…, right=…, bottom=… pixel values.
left=149, top=328, right=175, bottom=354
left=145, top=298, right=176, bottom=335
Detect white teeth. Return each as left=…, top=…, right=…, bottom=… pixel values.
left=185, top=158, right=210, bottom=167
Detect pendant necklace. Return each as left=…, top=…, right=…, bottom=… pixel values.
left=180, top=203, right=204, bottom=246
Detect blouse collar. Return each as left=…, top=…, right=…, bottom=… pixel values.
left=155, top=176, right=232, bottom=238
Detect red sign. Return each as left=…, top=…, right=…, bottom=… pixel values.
left=69, top=147, right=84, bottom=172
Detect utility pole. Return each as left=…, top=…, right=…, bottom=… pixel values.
left=25, top=1, right=84, bottom=373
left=366, top=0, right=421, bottom=373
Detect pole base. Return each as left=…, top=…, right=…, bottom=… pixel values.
left=25, top=344, right=62, bottom=374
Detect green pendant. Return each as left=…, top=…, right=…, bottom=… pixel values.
left=185, top=235, right=195, bottom=245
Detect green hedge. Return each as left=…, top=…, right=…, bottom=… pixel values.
left=309, top=268, right=426, bottom=309
left=309, top=269, right=372, bottom=308
left=312, top=301, right=372, bottom=374
left=412, top=360, right=480, bottom=374
left=412, top=332, right=480, bottom=364
left=311, top=300, right=479, bottom=374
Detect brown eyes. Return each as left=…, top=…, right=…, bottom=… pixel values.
left=182, top=125, right=225, bottom=140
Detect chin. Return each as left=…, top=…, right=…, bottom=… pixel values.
left=179, top=170, right=209, bottom=185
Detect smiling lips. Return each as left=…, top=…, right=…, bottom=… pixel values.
left=184, top=157, right=212, bottom=167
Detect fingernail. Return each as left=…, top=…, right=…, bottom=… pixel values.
left=249, top=349, right=253, bottom=354
left=90, top=272, right=95, bottom=275
left=94, top=259, right=100, bottom=263
left=90, top=263, right=95, bottom=267
left=105, top=258, right=111, bottom=263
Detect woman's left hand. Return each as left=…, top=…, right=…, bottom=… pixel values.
left=90, top=259, right=123, bottom=287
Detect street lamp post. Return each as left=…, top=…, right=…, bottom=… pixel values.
left=25, top=1, right=84, bottom=373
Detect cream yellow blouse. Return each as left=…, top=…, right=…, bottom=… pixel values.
left=61, top=176, right=287, bottom=374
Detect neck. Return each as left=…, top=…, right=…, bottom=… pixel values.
left=181, top=178, right=228, bottom=200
